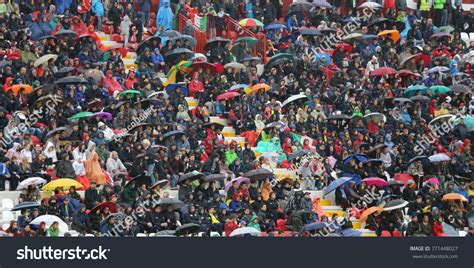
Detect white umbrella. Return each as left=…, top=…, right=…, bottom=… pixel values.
left=342, top=33, right=363, bottom=41
left=282, top=94, right=307, bottom=107
left=16, top=177, right=47, bottom=190
left=229, top=227, right=262, bottom=237
left=383, top=200, right=409, bottom=211
left=147, top=91, right=168, bottom=99
left=358, top=2, right=382, bottom=9
left=34, top=54, right=58, bottom=67
left=429, top=153, right=451, bottom=163
left=427, top=66, right=450, bottom=73
left=192, top=53, right=207, bottom=62
left=30, top=215, right=69, bottom=236
left=364, top=112, right=386, bottom=122
left=428, top=114, right=455, bottom=126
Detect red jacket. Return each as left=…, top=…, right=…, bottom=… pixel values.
left=224, top=220, right=238, bottom=236
left=432, top=221, right=445, bottom=237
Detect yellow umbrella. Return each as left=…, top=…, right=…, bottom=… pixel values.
left=166, top=60, right=192, bottom=84
left=442, top=193, right=468, bottom=202
left=359, top=206, right=383, bottom=223
left=249, top=83, right=271, bottom=94
left=43, top=178, right=83, bottom=191
left=377, top=30, right=400, bottom=43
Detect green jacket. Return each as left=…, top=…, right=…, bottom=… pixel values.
left=434, top=0, right=445, bottom=9
left=48, top=226, right=60, bottom=237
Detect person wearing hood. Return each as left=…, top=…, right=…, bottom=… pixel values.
left=121, top=13, right=132, bottom=46
left=97, top=122, right=115, bottom=140
left=156, top=0, right=174, bottom=31
left=91, top=0, right=105, bottom=31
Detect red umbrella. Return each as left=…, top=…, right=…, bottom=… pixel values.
left=398, top=69, right=420, bottom=77
left=416, top=54, right=432, bottom=67
left=190, top=61, right=218, bottom=74
left=362, top=177, right=388, bottom=187
left=87, top=201, right=117, bottom=214
left=217, top=91, right=241, bottom=101
left=370, top=67, right=397, bottom=76
left=394, top=173, right=415, bottom=187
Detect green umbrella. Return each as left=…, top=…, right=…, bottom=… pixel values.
left=430, top=86, right=450, bottom=95
left=435, top=26, right=454, bottom=33
left=265, top=53, right=295, bottom=69
left=235, top=37, right=258, bottom=46
left=452, top=116, right=474, bottom=132
left=69, top=111, right=94, bottom=120
left=404, top=85, right=428, bottom=97
left=119, top=90, right=143, bottom=97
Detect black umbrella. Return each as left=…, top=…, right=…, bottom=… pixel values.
left=299, top=29, right=322, bottom=36
left=38, top=35, right=57, bottom=41
left=450, top=84, right=471, bottom=93
left=54, top=67, right=76, bottom=78
left=263, top=121, right=286, bottom=130
left=393, top=97, right=413, bottom=104
left=203, top=173, right=227, bottom=182
left=408, top=155, right=428, bottom=165
left=175, top=223, right=201, bottom=236
left=367, top=18, right=389, bottom=28
left=383, top=199, right=409, bottom=211
left=150, top=179, right=169, bottom=189
left=129, top=123, right=152, bottom=132
left=55, top=76, right=88, bottom=85
left=124, top=173, right=152, bottom=188
left=204, top=37, right=231, bottom=51
left=356, top=142, right=370, bottom=150
left=11, top=202, right=40, bottom=211
left=368, top=144, right=387, bottom=154
left=409, top=95, right=431, bottom=102
left=164, top=48, right=194, bottom=63
left=156, top=198, right=185, bottom=210
left=160, top=30, right=182, bottom=38
left=136, top=36, right=162, bottom=54
left=288, top=149, right=310, bottom=162
left=327, top=114, right=352, bottom=120
left=156, top=230, right=176, bottom=237
left=45, top=127, right=70, bottom=139
left=243, top=169, right=273, bottom=181
left=203, top=122, right=224, bottom=131
left=265, top=57, right=292, bottom=69
left=363, top=159, right=383, bottom=165
left=387, top=180, right=404, bottom=186
left=178, top=171, right=205, bottom=184
left=54, top=29, right=78, bottom=38
left=163, top=130, right=185, bottom=139
left=319, top=28, right=337, bottom=34
left=241, top=56, right=262, bottom=64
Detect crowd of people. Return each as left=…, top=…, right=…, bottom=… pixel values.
left=0, top=0, right=473, bottom=237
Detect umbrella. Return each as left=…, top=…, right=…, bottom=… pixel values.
left=178, top=171, right=205, bottom=184
left=94, top=111, right=113, bottom=121
left=11, top=202, right=40, bottom=211
left=125, top=173, right=152, bottom=188
left=342, top=154, right=368, bottom=165
left=54, top=29, right=78, bottom=38
left=400, top=54, right=422, bottom=67
left=364, top=112, right=386, bottom=122
left=204, top=37, right=231, bottom=51
left=251, top=83, right=271, bottom=94
left=394, top=173, right=414, bottom=186
left=239, top=18, right=264, bottom=27
left=163, top=130, right=185, bottom=139
left=362, top=34, right=379, bottom=39
left=38, top=35, right=57, bottom=41
left=17, top=177, right=47, bottom=190
left=264, top=22, right=288, bottom=31
left=324, top=177, right=354, bottom=196
left=303, top=222, right=327, bottom=231
left=426, top=177, right=440, bottom=186
left=436, top=26, right=454, bottom=33
left=442, top=193, right=467, bottom=202
left=410, top=95, right=431, bottom=102
left=69, top=111, right=94, bottom=120
left=404, top=85, right=428, bottom=97
left=229, top=84, right=250, bottom=92
left=235, top=36, right=258, bottom=46
left=312, top=0, right=332, bottom=8
left=83, top=69, right=104, bottom=83
left=450, top=84, right=471, bottom=93
left=45, top=127, right=70, bottom=139
left=30, top=215, right=69, bottom=235
left=119, top=90, right=143, bottom=97
left=393, top=97, right=413, bottom=104
left=216, top=91, right=240, bottom=101
left=224, top=62, right=246, bottom=71
left=5, top=84, right=33, bottom=95
left=172, top=34, right=196, bottom=48
left=427, top=66, right=450, bottom=73
left=203, top=122, right=224, bottom=131
left=430, top=32, right=451, bottom=39
left=282, top=94, right=307, bottom=108
left=88, top=202, right=117, bottom=214
left=368, top=18, right=389, bottom=28
left=55, top=76, right=89, bottom=85
left=128, top=123, right=152, bottom=132
left=430, top=86, right=450, bottom=94
left=156, top=198, right=185, bottom=210
left=165, top=83, right=188, bottom=96
left=150, top=179, right=169, bottom=189
left=359, top=206, right=383, bottom=223
left=225, top=177, right=251, bottom=192
left=156, top=230, right=176, bottom=237
left=383, top=199, right=409, bottom=211
left=428, top=114, right=455, bottom=126
left=452, top=116, right=474, bottom=132
left=264, top=121, right=287, bottom=130
left=358, top=2, right=382, bottom=9
left=241, top=56, right=262, bottom=64
left=243, top=169, right=273, bottom=181
left=327, top=114, right=352, bottom=120
left=342, top=32, right=363, bottom=41
left=136, top=36, right=162, bottom=54
left=160, top=30, right=182, bottom=37
left=362, top=159, right=383, bottom=165
left=229, top=227, right=261, bottom=237
left=318, top=28, right=337, bottom=34
left=362, top=177, right=388, bottom=188
left=43, top=178, right=83, bottom=191
left=164, top=48, right=194, bottom=63
left=370, top=66, right=397, bottom=76
left=265, top=53, right=294, bottom=69
left=55, top=66, right=76, bottom=77
left=203, top=174, right=227, bottom=182
left=377, top=29, right=400, bottom=43
left=288, top=149, right=310, bottom=162
left=34, top=54, right=58, bottom=67
left=289, top=2, right=313, bottom=11
left=189, top=61, right=218, bottom=74
left=387, top=180, right=404, bottom=186
left=175, top=223, right=201, bottom=236
left=397, top=69, right=418, bottom=77
left=408, top=156, right=428, bottom=165
left=299, top=28, right=322, bottom=36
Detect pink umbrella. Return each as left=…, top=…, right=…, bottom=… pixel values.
left=225, top=177, right=250, bottom=192
left=426, top=177, right=439, bottom=186
left=362, top=177, right=388, bottom=187
left=94, top=111, right=113, bottom=121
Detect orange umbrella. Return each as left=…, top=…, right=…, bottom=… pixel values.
left=378, top=30, right=400, bottom=43
left=249, top=83, right=271, bottom=94
left=359, top=206, right=383, bottom=223
left=5, top=84, right=33, bottom=95
left=442, top=193, right=467, bottom=202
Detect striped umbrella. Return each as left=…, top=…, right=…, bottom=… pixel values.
left=239, top=18, right=264, bottom=27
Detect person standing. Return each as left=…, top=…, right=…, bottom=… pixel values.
left=138, top=0, right=151, bottom=27
left=91, top=0, right=105, bottom=31
left=433, top=0, right=446, bottom=26
left=156, top=0, right=174, bottom=31
left=143, top=139, right=157, bottom=184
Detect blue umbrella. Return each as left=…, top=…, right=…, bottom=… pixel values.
left=265, top=22, right=288, bottom=31
left=165, top=83, right=188, bottom=96
left=404, top=85, right=428, bottom=97
left=343, top=154, right=368, bottom=165
left=315, top=53, right=331, bottom=66
left=11, top=202, right=40, bottom=211
left=340, top=228, right=362, bottom=237
left=325, top=177, right=354, bottom=196
left=229, top=84, right=250, bottom=91
left=303, top=222, right=327, bottom=231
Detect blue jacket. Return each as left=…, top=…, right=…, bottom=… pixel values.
left=92, top=0, right=105, bottom=17
left=0, top=162, right=10, bottom=176
left=151, top=53, right=164, bottom=65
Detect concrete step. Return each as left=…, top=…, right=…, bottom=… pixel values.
left=322, top=206, right=343, bottom=211
left=224, top=136, right=246, bottom=147
left=124, top=52, right=137, bottom=60
left=274, top=168, right=296, bottom=180
left=101, top=40, right=119, bottom=49
left=320, top=199, right=332, bottom=206
left=209, top=116, right=228, bottom=126
left=222, top=126, right=236, bottom=137
left=185, top=97, right=197, bottom=108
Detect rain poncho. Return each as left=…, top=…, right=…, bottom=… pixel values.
left=255, top=137, right=282, bottom=154
left=85, top=150, right=106, bottom=185
left=28, top=21, right=53, bottom=40
left=56, top=0, right=72, bottom=13
left=156, top=0, right=174, bottom=31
